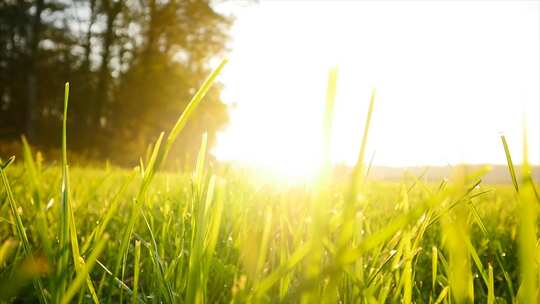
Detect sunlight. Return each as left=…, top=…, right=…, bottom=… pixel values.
left=213, top=1, right=540, bottom=179
left=3, top=0, right=540, bottom=301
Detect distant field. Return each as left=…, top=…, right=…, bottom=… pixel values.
left=354, top=165, right=540, bottom=185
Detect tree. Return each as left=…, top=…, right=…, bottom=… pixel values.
left=0, top=0, right=232, bottom=166
left=110, top=0, right=231, bottom=165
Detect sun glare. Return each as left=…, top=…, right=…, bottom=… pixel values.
left=213, top=1, right=540, bottom=180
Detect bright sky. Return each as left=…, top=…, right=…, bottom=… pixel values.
left=212, top=1, right=539, bottom=178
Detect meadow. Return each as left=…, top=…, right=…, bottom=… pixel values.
left=0, top=60, right=539, bottom=303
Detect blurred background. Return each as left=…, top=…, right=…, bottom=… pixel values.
left=0, top=0, right=231, bottom=166
left=0, top=0, right=538, bottom=178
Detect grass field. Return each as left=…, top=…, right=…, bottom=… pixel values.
left=1, top=60, right=539, bottom=303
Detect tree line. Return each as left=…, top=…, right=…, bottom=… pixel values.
left=0, top=0, right=231, bottom=165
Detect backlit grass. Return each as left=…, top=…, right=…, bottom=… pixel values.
left=0, top=61, right=538, bottom=303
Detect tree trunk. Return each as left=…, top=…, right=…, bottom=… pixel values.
left=95, top=0, right=122, bottom=128
left=83, top=0, right=97, bottom=73
left=25, top=0, right=44, bottom=142
left=142, top=0, right=157, bottom=69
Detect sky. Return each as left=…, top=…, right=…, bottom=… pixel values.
left=212, top=0, right=540, bottom=178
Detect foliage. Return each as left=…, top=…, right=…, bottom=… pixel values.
left=0, top=0, right=231, bottom=165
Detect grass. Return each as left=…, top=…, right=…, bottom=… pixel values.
left=0, top=60, right=539, bottom=303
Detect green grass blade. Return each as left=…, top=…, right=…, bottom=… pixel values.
left=518, top=130, right=538, bottom=303
left=433, top=286, right=449, bottom=304
left=68, top=200, right=100, bottom=303
left=466, top=238, right=488, bottom=288
left=500, top=135, right=519, bottom=192
left=352, top=88, right=376, bottom=187
left=0, top=155, right=15, bottom=170
left=0, top=160, right=48, bottom=303
left=57, top=82, right=72, bottom=302
left=133, top=240, right=141, bottom=304
left=340, top=88, right=376, bottom=247
left=254, top=241, right=312, bottom=297
left=141, top=209, right=174, bottom=303
left=195, top=132, right=208, bottom=196
left=21, top=136, right=52, bottom=258
left=61, top=235, right=108, bottom=304
left=163, top=59, right=228, bottom=160
left=432, top=246, right=438, bottom=292
left=115, top=59, right=227, bottom=291
left=487, top=263, right=494, bottom=304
